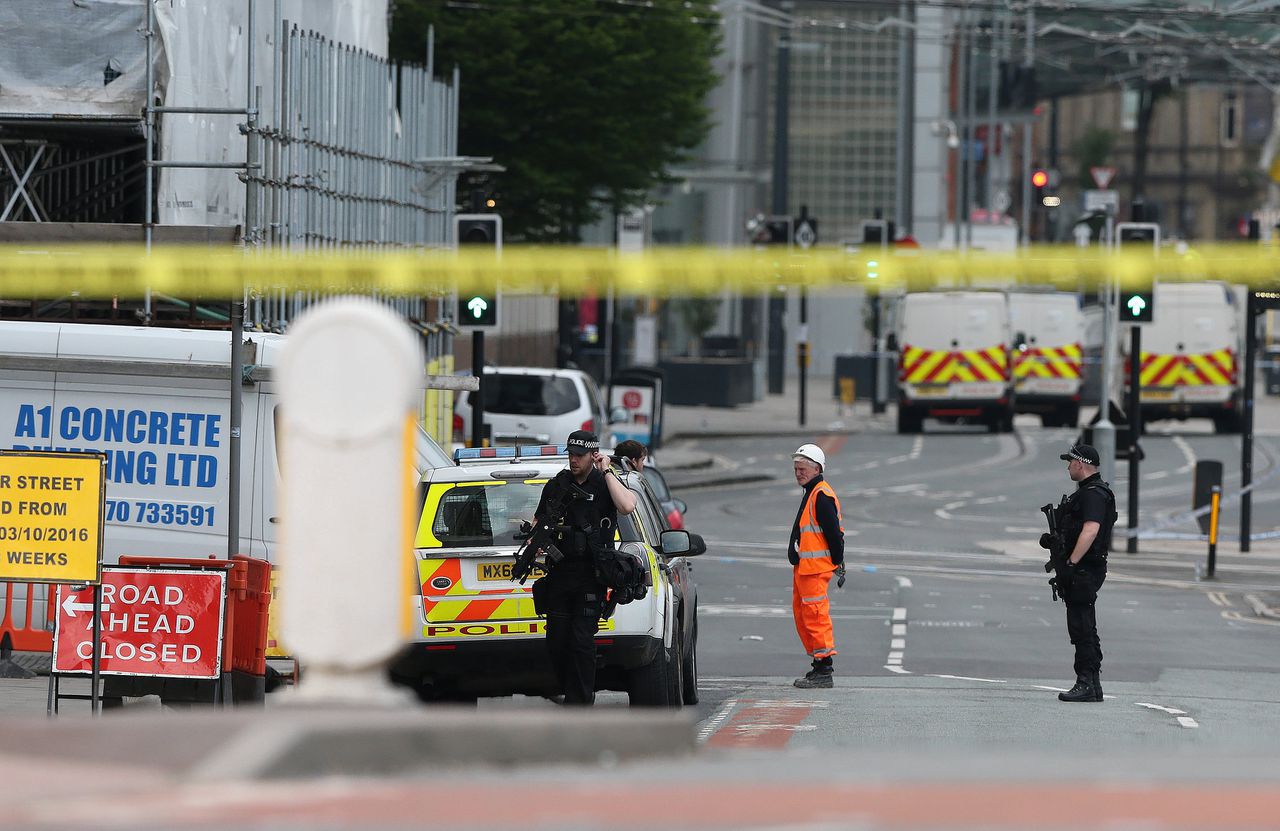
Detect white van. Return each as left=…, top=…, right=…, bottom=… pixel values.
left=1009, top=291, right=1085, bottom=427
left=894, top=291, right=1015, bottom=433
left=1122, top=282, right=1244, bottom=433
left=453, top=366, right=614, bottom=447
left=0, top=320, right=451, bottom=564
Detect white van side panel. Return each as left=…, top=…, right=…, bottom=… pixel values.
left=0, top=322, right=282, bottom=563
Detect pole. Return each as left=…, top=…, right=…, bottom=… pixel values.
left=964, top=18, right=977, bottom=249
left=1094, top=212, right=1117, bottom=485
left=143, top=0, right=155, bottom=322
left=1241, top=291, right=1257, bottom=551
left=986, top=15, right=999, bottom=214
left=1019, top=4, right=1034, bottom=246
left=954, top=14, right=967, bottom=251
left=771, top=4, right=791, bottom=218
left=895, top=0, right=915, bottom=236
left=1206, top=485, right=1221, bottom=579
left=90, top=583, right=101, bottom=715
left=1126, top=325, right=1141, bottom=553
left=799, top=287, right=808, bottom=426
left=472, top=330, right=486, bottom=448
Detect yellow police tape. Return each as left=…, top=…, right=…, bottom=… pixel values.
left=2, top=243, right=1280, bottom=297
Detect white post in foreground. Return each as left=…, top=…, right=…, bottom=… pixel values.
left=277, top=299, right=423, bottom=702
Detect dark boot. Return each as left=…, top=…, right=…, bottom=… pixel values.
left=794, top=662, right=833, bottom=689
left=1058, top=674, right=1095, bottom=702
left=1091, top=672, right=1103, bottom=701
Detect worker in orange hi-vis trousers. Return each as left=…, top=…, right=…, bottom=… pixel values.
left=787, top=443, right=846, bottom=689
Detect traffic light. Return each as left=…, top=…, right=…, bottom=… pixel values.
left=454, top=213, right=503, bottom=250
left=1115, top=222, right=1159, bottom=324
left=1031, top=169, right=1058, bottom=207
left=765, top=218, right=791, bottom=245
left=453, top=213, right=502, bottom=329
left=457, top=292, right=499, bottom=328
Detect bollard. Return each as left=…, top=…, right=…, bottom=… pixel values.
left=276, top=299, right=423, bottom=702
left=1206, top=485, right=1221, bottom=580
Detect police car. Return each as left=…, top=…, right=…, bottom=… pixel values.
left=388, top=445, right=703, bottom=706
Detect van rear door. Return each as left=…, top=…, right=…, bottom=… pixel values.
left=950, top=293, right=1010, bottom=400
left=1011, top=293, right=1083, bottom=397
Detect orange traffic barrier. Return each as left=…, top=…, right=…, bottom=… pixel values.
left=0, top=582, right=54, bottom=654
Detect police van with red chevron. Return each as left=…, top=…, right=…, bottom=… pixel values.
left=389, top=443, right=702, bottom=706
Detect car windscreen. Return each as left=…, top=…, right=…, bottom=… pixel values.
left=641, top=466, right=672, bottom=501
left=485, top=374, right=580, bottom=416
left=426, top=479, right=642, bottom=548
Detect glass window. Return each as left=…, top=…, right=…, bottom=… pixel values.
left=641, top=466, right=672, bottom=501
left=428, top=482, right=544, bottom=548
left=483, top=373, right=581, bottom=416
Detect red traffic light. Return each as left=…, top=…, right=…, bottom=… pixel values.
left=1031, top=169, right=1049, bottom=188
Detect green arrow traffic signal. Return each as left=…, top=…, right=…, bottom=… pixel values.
left=1120, top=291, right=1154, bottom=323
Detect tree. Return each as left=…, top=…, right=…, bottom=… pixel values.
left=673, top=296, right=721, bottom=357
left=1071, top=126, right=1115, bottom=191
left=391, top=0, right=720, bottom=242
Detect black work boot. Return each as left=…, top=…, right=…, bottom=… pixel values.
left=1091, top=672, right=1104, bottom=701
left=794, top=660, right=833, bottom=689
left=1058, top=674, right=1096, bottom=703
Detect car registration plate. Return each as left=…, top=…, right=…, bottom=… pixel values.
left=1141, top=389, right=1175, bottom=401
left=477, top=560, right=519, bottom=581
left=911, top=384, right=949, bottom=397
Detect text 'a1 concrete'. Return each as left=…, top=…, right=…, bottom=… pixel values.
left=0, top=451, right=105, bottom=584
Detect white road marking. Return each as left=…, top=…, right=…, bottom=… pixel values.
left=895, top=576, right=913, bottom=588
left=1005, top=526, right=1044, bottom=534
left=1171, top=435, right=1197, bottom=473
left=892, top=624, right=906, bottom=636
left=890, top=638, right=906, bottom=649
left=697, top=697, right=739, bottom=743
left=1177, top=717, right=1200, bottom=729
left=1136, top=702, right=1186, bottom=715
left=930, top=674, right=1007, bottom=683
left=892, top=608, right=907, bottom=621
left=885, top=666, right=912, bottom=674
left=1032, top=685, right=1070, bottom=692
left=1144, top=470, right=1171, bottom=480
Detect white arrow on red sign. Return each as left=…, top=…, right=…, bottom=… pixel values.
left=1090, top=166, right=1117, bottom=189
left=60, top=594, right=109, bottom=617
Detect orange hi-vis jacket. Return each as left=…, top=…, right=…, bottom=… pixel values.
left=795, top=479, right=844, bottom=575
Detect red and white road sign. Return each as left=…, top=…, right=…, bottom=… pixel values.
left=53, top=568, right=226, bottom=679
left=1090, top=166, right=1116, bottom=189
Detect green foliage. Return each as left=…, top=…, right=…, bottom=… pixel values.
left=391, top=0, right=720, bottom=242
left=673, top=296, right=720, bottom=356
left=1071, top=126, right=1115, bottom=190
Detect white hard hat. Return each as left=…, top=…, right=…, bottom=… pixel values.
left=793, top=443, right=826, bottom=470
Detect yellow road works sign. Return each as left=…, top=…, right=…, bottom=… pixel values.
left=4, top=243, right=1280, bottom=296
left=0, top=452, right=105, bottom=584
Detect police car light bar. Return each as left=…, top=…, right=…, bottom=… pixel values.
left=453, top=446, right=518, bottom=463
left=516, top=444, right=568, bottom=457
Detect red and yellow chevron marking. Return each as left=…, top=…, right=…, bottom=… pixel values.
left=1137, top=349, right=1236, bottom=388
left=1013, top=343, right=1082, bottom=379
left=899, top=345, right=1009, bottom=384
left=417, top=557, right=536, bottom=623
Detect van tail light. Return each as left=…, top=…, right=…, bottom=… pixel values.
left=581, top=418, right=596, bottom=433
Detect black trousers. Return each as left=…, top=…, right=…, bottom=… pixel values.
left=1064, top=565, right=1106, bottom=676
left=543, top=568, right=604, bottom=705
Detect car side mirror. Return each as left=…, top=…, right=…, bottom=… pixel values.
left=672, top=498, right=688, bottom=515
left=660, top=529, right=692, bottom=555
left=686, top=532, right=706, bottom=557
left=610, top=406, right=628, bottom=424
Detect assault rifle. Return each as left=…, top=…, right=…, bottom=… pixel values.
left=1039, top=495, right=1071, bottom=602
left=510, top=475, right=593, bottom=585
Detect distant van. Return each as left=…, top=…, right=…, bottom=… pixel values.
left=1122, top=282, right=1243, bottom=433
left=894, top=291, right=1016, bottom=434
left=1009, top=291, right=1084, bottom=427
left=0, top=320, right=451, bottom=564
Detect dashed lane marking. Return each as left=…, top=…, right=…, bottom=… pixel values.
left=1177, top=716, right=1201, bottom=728
left=1137, top=701, right=1200, bottom=729
left=697, top=697, right=739, bottom=744
left=929, top=674, right=1007, bottom=684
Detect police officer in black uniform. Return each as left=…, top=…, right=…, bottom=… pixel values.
left=535, top=430, right=636, bottom=705
left=1055, top=444, right=1117, bottom=703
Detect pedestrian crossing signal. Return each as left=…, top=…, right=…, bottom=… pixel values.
left=458, top=293, right=499, bottom=328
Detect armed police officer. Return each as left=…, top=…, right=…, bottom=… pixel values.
left=1048, top=444, right=1117, bottom=703
left=534, top=430, right=636, bottom=705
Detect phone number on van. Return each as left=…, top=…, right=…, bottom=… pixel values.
left=105, top=500, right=216, bottom=527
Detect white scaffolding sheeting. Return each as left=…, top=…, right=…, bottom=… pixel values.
left=0, top=0, right=149, bottom=118
left=152, top=0, right=390, bottom=227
